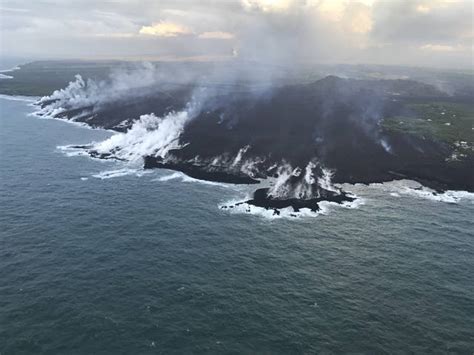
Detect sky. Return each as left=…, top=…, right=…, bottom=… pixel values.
left=0, top=0, right=472, bottom=69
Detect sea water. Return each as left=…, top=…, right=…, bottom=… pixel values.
left=1, top=97, right=473, bottom=353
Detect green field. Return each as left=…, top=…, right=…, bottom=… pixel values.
left=382, top=101, right=474, bottom=158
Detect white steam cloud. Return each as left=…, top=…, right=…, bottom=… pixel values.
left=267, top=161, right=338, bottom=200
left=91, top=111, right=191, bottom=162
left=38, top=63, right=160, bottom=110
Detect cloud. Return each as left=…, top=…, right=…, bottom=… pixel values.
left=0, top=6, right=30, bottom=13
left=139, top=21, right=193, bottom=37
left=0, top=0, right=471, bottom=68
left=344, top=3, right=373, bottom=34
left=416, top=4, right=431, bottom=13
left=241, top=0, right=294, bottom=13
left=420, top=44, right=456, bottom=52
left=198, top=31, right=235, bottom=39
left=370, top=0, right=472, bottom=45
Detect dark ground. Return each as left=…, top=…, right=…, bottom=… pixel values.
left=3, top=61, right=474, bottom=210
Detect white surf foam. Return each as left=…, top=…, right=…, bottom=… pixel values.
left=92, top=168, right=152, bottom=180
left=56, top=145, right=91, bottom=157
left=30, top=110, right=105, bottom=130
left=219, top=195, right=363, bottom=220
left=0, top=65, right=20, bottom=73
left=153, top=171, right=232, bottom=188
left=155, top=172, right=183, bottom=182
left=341, top=180, right=474, bottom=204
left=0, top=94, right=39, bottom=102
left=399, top=186, right=474, bottom=203
left=219, top=200, right=306, bottom=219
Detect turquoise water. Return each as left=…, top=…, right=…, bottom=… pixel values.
left=1, top=97, right=473, bottom=354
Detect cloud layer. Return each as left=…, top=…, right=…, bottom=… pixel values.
left=0, top=0, right=472, bottom=68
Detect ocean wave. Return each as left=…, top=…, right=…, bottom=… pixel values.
left=0, top=65, right=20, bottom=73
left=58, top=145, right=154, bottom=180
left=56, top=145, right=92, bottom=157
left=31, top=110, right=100, bottom=130
left=155, top=172, right=184, bottom=182
left=341, top=180, right=474, bottom=204
left=219, top=195, right=364, bottom=219
left=0, top=94, right=39, bottom=102
left=153, top=171, right=233, bottom=188
left=397, top=186, right=474, bottom=203
left=92, top=168, right=152, bottom=180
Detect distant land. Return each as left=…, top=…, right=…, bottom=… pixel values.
left=2, top=60, right=473, bottom=212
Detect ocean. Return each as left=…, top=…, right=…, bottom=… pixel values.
left=1, top=96, right=473, bottom=354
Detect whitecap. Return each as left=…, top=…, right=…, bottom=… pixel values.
left=219, top=200, right=311, bottom=219
left=56, top=145, right=91, bottom=157
left=0, top=94, right=39, bottom=102
left=341, top=179, right=474, bottom=204
left=92, top=168, right=151, bottom=180
left=219, top=194, right=363, bottom=219
left=155, top=172, right=184, bottom=182
left=399, top=186, right=474, bottom=203
left=153, top=171, right=232, bottom=188
left=0, top=65, right=20, bottom=73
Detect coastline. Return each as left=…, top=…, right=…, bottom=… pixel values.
left=2, top=94, right=473, bottom=216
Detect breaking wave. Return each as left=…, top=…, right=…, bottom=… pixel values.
left=0, top=65, right=20, bottom=80
left=153, top=171, right=233, bottom=188
left=57, top=145, right=92, bottom=158
left=92, top=168, right=152, bottom=180
left=156, top=172, right=184, bottom=182
left=0, top=94, right=39, bottom=103
left=395, top=185, right=474, bottom=203
left=219, top=195, right=364, bottom=220
left=341, top=180, right=474, bottom=204
left=0, top=65, right=20, bottom=73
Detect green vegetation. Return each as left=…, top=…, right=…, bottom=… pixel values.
left=383, top=101, right=474, bottom=158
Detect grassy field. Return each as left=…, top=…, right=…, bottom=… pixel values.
left=382, top=101, right=474, bottom=158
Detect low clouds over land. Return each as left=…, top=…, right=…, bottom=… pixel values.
left=0, top=0, right=472, bottom=68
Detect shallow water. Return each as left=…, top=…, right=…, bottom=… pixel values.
left=1, top=97, right=473, bottom=354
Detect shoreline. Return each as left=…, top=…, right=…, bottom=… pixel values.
left=4, top=94, right=473, bottom=213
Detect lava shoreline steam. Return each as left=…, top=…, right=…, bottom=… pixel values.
left=34, top=63, right=474, bottom=213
